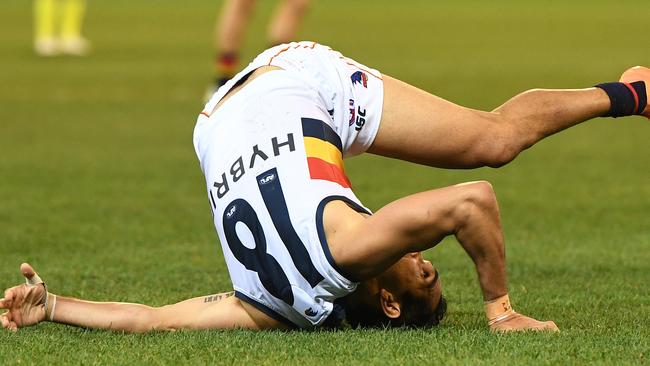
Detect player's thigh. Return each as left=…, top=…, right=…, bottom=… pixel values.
left=368, top=75, right=503, bottom=168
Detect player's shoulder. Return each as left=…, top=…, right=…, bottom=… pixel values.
left=321, top=199, right=369, bottom=269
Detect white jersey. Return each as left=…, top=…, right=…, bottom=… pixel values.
left=193, top=42, right=384, bottom=328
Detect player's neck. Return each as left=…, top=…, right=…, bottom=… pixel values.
left=345, top=279, right=380, bottom=309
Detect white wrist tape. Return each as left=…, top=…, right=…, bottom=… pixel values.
left=48, top=294, right=57, bottom=322
left=26, top=271, right=49, bottom=312
left=26, top=273, right=44, bottom=286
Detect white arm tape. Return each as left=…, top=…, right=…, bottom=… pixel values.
left=49, top=295, right=57, bottom=322
left=26, top=273, right=44, bottom=286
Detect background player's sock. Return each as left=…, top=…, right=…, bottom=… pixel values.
left=595, top=81, right=647, bottom=118
left=60, top=0, right=90, bottom=55
left=215, top=52, right=239, bottom=87
left=34, top=0, right=58, bottom=56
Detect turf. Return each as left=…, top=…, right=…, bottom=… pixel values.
left=1, top=0, right=649, bottom=364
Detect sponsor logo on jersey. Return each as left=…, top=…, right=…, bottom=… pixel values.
left=347, top=99, right=367, bottom=132
left=258, top=172, right=276, bottom=185
left=350, top=71, right=368, bottom=88
left=354, top=106, right=367, bottom=132
left=304, top=307, right=318, bottom=317
left=225, top=204, right=237, bottom=218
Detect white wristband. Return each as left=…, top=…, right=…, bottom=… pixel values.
left=49, top=295, right=57, bottom=322
left=45, top=293, right=57, bottom=322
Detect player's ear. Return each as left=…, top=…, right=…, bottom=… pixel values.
left=379, top=288, right=401, bottom=319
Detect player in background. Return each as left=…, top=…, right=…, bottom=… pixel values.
left=209, top=0, right=310, bottom=94
left=33, top=0, right=90, bottom=56
left=1, top=43, right=648, bottom=333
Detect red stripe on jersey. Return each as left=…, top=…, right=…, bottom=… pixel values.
left=306, top=157, right=351, bottom=188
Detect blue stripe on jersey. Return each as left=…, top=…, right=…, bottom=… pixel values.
left=257, top=168, right=325, bottom=287
left=315, top=196, right=372, bottom=283
left=235, top=291, right=298, bottom=328
left=301, top=117, right=343, bottom=152
left=223, top=198, right=295, bottom=306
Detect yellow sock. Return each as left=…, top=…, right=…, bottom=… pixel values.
left=61, top=0, right=86, bottom=40
left=34, top=0, right=56, bottom=42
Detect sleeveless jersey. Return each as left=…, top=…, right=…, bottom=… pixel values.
left=193, top=42, right=384, bottom=328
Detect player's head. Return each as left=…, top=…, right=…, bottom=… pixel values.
left=345, top=252, right=447, bottom=328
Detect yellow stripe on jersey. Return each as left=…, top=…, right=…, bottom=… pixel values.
left=303, top=136, right=344, bottom=170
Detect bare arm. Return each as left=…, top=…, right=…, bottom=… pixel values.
left=1, top=264, right=285, bottom=332
left=333, top=181, right=507, bottom=300
left=50, top=291, right=255, bottom=332
left=329, top=182, right=557, bottom=332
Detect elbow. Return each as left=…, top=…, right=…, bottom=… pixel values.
left=150, top=305, right=181, bottom=332
left=118, top=305, right=172, bottom=333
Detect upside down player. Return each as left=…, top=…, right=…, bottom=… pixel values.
left=2, top=42, right=648, bottom=333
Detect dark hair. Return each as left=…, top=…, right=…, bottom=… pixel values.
left=346, top=293, right=447, bottom=329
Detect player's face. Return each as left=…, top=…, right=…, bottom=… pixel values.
left=385, top=252, right=443, bottom=310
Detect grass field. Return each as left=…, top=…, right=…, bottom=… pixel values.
left=1, top=0, right=649, bottom=364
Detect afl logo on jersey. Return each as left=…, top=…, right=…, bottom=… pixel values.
left=225, top=204, right=237, bottom=219
left=304, top=307, right=318, bottom=317
left=350, top=71, right=368, bottom=88
left=258, top=172, right=276, bottom=185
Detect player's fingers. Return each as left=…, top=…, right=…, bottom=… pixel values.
left=0, top=312, right=10, bottom=329
left=0, top=298, right=6, bottom=309
left=4, top=288, right=15, bottom=303
left=21, top=263, right=43, bottom=285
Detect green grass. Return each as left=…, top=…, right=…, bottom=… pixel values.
left=1, top=0, right=649, bottom=364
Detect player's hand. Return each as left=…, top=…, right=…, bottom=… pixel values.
left=0, top=263, right=48, bottom=332
left=489, top=312, right=559, bottom=332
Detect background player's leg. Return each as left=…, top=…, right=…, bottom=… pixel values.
left=368, top=75, right=613, bottom=169
left=34, top=0, right=58, bottom=56
left=59, top=0, right=89, bottom=55
left=213, top=0, right=256, bottom=87
left=267, top=0, right=310, bottom=45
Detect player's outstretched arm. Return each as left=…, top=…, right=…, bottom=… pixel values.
left=1, top=263, right=282, bottom=332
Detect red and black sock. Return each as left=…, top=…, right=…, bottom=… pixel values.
left=595, top=81, right=647, bottom=117
left=215, top=52, right=239, bottom=87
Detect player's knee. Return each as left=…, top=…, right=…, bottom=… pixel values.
left=480, top=126, right=526, bottom=168
left=484, top=144, right=521, bottom=168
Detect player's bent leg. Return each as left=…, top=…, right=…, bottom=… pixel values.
left=368, top=75, right=612, bottom=169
